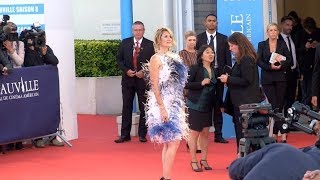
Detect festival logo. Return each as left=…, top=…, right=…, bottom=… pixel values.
left=0, top=77, right=40, bottom=101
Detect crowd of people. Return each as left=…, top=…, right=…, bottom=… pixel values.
left=0, top=19, right=64, bottom=152
left=114, top=10, right=320, bottom=179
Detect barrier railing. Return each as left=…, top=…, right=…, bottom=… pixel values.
left=0, top=65, right=71, bottom=146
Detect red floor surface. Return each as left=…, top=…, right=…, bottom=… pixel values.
left=0, top=114, right=316, bottom=180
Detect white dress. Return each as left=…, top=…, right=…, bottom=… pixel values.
left=143, top=53, right=189, bottom=143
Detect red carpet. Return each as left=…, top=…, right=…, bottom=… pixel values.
left=0, top=115, right=316, bottom=180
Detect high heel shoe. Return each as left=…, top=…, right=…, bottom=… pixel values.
left=200, top=159, right=212, bottom=170
left=190, top=161, right=203, bottom=172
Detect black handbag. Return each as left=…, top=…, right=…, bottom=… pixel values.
left=223, top=89, right=234, bottom=117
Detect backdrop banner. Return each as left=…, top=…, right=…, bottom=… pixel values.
left=0, top=65, right=60, bottom=144
left=217, top=0, right=264, bottom=49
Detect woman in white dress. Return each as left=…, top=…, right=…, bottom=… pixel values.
left=144, top=27, right=189, bottom=180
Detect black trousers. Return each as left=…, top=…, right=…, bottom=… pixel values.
left=232, top=106, right=243, bottom=151
left=262, top=81, right=287, bottom=134
left=213, top=80, right=224, bottom=139
left=120, top=85, right=147, bottom=138
left=284, top=70, right=298, bottom=116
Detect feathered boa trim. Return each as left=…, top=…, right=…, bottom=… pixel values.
left=143, top=53, right=189, bottom=143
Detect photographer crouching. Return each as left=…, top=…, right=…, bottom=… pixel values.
left=229, top=121, right=320, bottom=180
left=21, top=23, right=63, bottom=148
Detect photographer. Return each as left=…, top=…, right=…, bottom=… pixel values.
left=2, top=22, right=24, bottom=68
left=23, top=34, right=58, bottom=67
left=228, top=121, right=320, bottom=180
left=0, top=15, right=13, bottom=75
left=23, top=29, right=62, bottom=148
left=1, top=22, right=25, bottom=150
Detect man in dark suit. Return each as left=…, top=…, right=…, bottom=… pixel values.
left=311, top=45, right=320, bottom=109
left=279, top=16, right=300, bottom=116
left=115, top=21, right=155, bottom=143
left=196, top=14, right=232, bottom=143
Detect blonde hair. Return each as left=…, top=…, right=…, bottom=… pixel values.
left=153, top=27, right=176, bottom=52
left=184, top=31, right=197, bottom=40
left=266, top=22, right=279, bottom=31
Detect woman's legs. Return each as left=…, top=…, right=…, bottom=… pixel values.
left=199, top=127, right=212, bottom=169
left=162, top=140, right=180, bottom=179
left=199, top=127, right=210, bottom=161
left=189, top=130, right=200, bottom=162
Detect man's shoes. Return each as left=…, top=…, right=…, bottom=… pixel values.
left=35, top=139, right=45, bottom=148
left=50, top=138, right=64, bottom=147
left=114, top=136, right=131, bottom=143
left=139, top=137, right=147, bottom=142
left=214, top=138, right=229, bottom=143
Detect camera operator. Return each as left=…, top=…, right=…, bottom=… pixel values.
left=0, top=15, right=13, bottom=75
left=1, top=22, right=25, bottom=151
left=229, top=121, right=320, bottom=180
left=2, top=22, right=24, bottom=68
left=23, top=29, right=62, bottom=148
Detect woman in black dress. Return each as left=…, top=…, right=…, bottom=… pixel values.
left=185, top=44, right=216, bottom=172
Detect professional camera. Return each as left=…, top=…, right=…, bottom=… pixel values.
left=287, top=101, right=320, bottom=135
left=0, top=15, right=19, bottom=51
left=0, top=15, right=10, bottom=28
left=19, top=22, right=46, bottom=48
left=0, top=25, right=19, bottom=42
left=240, top=103, right=272, bottom=134
left=238, top=102, right=277, bottom=156
left=0, top=15, right=18, bottom=48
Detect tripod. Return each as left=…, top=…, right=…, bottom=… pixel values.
left=239, top=128, right=275, bottom=157
left=44, top=102, right=72, bottom=147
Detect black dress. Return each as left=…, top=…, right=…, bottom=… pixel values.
left=185, top=65, right=216, bottom=132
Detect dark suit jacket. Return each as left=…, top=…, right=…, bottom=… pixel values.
left=196, top=32, right=232, bottom=75
left=116, top=37, right=154, bottom=88
left=278, top=34, right=300, bottom=74
left=196, top=31, right=232, bottom=106
left=312, top=45, right=320, bottom=97
left=185, top=63, right=216, bottom=108
left=257, top=39, right=293, bottom=85
left=295, top=28, right=320, bottom=77
left=227, top=56, right=261, bottom=107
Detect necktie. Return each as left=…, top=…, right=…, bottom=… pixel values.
left=287, top=36, right=296, bottom=69
left=133, top=41, right=140, bottom=70
left=209, top=35, right=217, bottom=68
left=209, top=35, right=215, bottom=50
left=287, top=36, right=292, bottom=53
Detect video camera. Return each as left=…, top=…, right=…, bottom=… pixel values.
left=238, top=102, right=277, bottom=156
left=286, top=101, right=320, bottom=135
left=19, top=22, right=46, bottom=48
left=0, top=15, right=19, bottom=49
left=239, top=102, right=272, bottom=134
left=0, top=15, right=10, bottom=27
